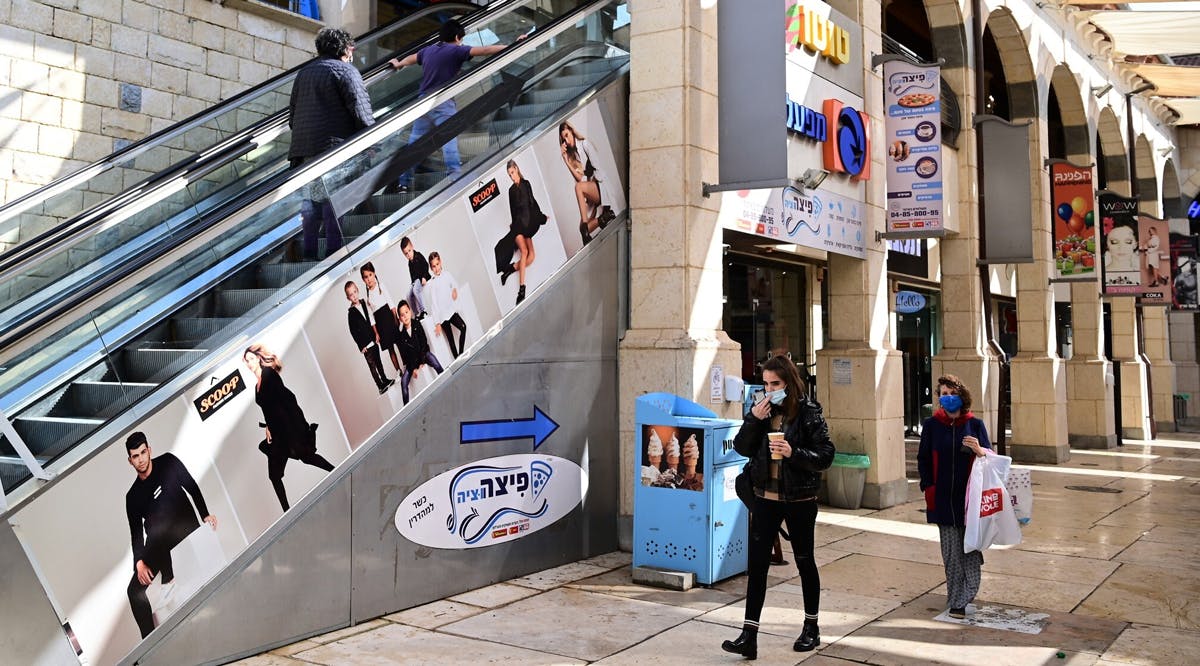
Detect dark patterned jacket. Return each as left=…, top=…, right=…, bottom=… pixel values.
left=734, top=396, right=835, bottom=499
left=288, top=57, right=374, bottom=161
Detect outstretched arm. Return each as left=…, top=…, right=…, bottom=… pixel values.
left=389, top=53, right=419, bottom=69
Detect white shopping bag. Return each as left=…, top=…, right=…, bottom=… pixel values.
left=1005, top=468, right=1033, bottom=525
left=963, top=453, right=1022, bottom=553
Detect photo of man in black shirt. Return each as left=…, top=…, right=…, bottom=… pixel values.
left=124, top=432, right=217, bottom=638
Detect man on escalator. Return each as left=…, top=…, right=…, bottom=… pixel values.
left=289, top=27, right=376, bottom=260
left=388, top=19, right=520, bottom=191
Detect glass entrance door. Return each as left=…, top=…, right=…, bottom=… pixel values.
left=723, top=260, right=809, bottom=384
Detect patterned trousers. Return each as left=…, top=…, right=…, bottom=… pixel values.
left=938, top=524, right=983, bottom=609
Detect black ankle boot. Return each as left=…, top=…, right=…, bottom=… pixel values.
left=500, top=263, right=516, bottom=286
left=515, top=284, right=526, bottom=305
left=579, top=222, right=591, bottom=246
left=793, top=621, right=819, bottom=652
left=721, top=629, right=757, bottom=660
left=598, top=206, right=615, bottom=228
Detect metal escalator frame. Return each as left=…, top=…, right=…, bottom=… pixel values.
left=0, top=0, right=523, bottom=281
left=0, top=0, right=627, bottom=506
left=120, top=83, right=630, bottom=666
left=0, top=2, right=483, bottom=242
left=0, top=1, right=613, bottom=422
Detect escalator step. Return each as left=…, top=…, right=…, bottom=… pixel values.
left=499, top=101, right=568, bottom=122
left=171, top=317, right=242, bottom=343
left=217, top=288, right=278, bottom=317
left=521, top=87, right=580, bottom=106
left=0, top=459, right=34, bottom=491
left=256, top=262, right=321, bottom=288
left=49, top=381, right=155, bottom=419
left=110, top=348, right=210, bottom=384
left=12, top=415, right=105, bottom=458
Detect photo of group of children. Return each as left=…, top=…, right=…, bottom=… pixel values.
left=640, top=424, right=705, bottom=492
left=7, top=104, right=626, bottom=666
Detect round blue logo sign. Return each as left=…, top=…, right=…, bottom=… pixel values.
left=836, top=108, right=868, bottom=177
left=895, top=290, right=927, bottom=313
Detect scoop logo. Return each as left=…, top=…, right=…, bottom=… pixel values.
left=395, top=454, right=587, bottom=549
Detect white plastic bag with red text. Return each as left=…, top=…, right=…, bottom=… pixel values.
left=963, top=453, right=1022, bottom=553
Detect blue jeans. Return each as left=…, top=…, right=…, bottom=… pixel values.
left=400, top=352, right=443, bottom=403
left=399, top=99, right=460, bottom=188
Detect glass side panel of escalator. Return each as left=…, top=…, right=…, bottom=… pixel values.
left=0, top=1, right=554, bottom=350
left=0, top=0, right=628, bottom=494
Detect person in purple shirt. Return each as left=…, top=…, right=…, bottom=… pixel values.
left=388, top=20, right=517, bottom=190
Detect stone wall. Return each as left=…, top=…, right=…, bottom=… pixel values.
left=0, top=0, right=319, bottom=225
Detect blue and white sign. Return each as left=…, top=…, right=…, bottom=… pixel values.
left=895, top=290, right=927, bottom=313
left=883, top=60, right=943, bottom=235
left=395, top=454, right=587, bottom=549
left=718, top=186, right=865, bottom=259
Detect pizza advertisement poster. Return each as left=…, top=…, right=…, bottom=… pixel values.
left=883, top=60, right=943, bottom=235
left=1049, top=161, right=1096, bottom=281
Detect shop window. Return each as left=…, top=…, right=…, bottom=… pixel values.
left=723, top=261, right=810, bottom=384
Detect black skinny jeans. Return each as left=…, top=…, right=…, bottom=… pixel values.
left=744, top=495, right=820, bottom=624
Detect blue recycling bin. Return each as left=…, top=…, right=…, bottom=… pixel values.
left=633, top=393, right=747, bottom=584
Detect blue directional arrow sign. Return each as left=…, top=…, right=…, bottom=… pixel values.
left=460, top=405, right=559, bottom=450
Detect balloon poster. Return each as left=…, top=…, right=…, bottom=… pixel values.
left=1049, top=161, right=1095, bottom=281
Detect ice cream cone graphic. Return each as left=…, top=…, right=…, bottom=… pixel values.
left=646, top=430, right=663, bottom=467
left=666, top=434, right=680, bottom=471
left=682, top=434, right=699, bottom=476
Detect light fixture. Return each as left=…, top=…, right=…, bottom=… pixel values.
left=1091, top=83, right=1113, bottom=98
left=1127, top=82, right=1156, bottom=96
left=797, top=168, right=829, bottom=191
left=1159, top=147, right=1174, bottom=157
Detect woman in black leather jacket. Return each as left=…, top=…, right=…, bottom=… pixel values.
left=722, top=355, right=835, bottom=660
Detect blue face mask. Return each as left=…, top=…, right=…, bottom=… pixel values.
left=939, top=394, right=963, bottom=413
left=766, top=388, right=787, bottom=405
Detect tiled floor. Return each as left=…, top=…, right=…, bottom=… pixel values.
left=241, top=431, right=1200, bottom=665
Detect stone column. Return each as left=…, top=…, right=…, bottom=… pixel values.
left=1169, top=312, right=1200, bottom=425
left=1008, top=122, right=1069, bottom=464
left=930, top=62, right=999, bottom=435
left=1065, top=282, right=1117, bottom=448
left=815, top=10, right=905, bottom=510
left=1111, top=298, right=1153, bottom=438
left=617, top=2, right=741, bottom=544
left=1144, top=306, right=1177, bottom=432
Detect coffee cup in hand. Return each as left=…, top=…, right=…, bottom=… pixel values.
left=768, top=432, right=785, bottom=460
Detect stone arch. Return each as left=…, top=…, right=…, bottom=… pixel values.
left=923, top=0, right=969, bottom=108
left=1135, top=134, right=1158, bottom=214
left=1162, top=159, right=1183, bottom=218
left=1049, top=64, right=1089, bottom=161
left=984, top=7, right=1038, bottom=121
left=1096, top=106, right=1128, bottom=195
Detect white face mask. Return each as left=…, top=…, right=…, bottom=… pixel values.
left=766, top=388, right=787, bottom=405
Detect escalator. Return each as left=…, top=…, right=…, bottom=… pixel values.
left=0, top=0, right=484, bottom=278
left=2, top=1, right=629, bottom=662
left=0, top=0, right=618, bottom=491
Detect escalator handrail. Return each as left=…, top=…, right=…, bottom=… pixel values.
left=0, top=0, right=536, bottom=283
left=0, top=0, right=612, bottom=359
left=2, top=16, right=628, bottom=515
left=0, top=2, right=484, bottom=256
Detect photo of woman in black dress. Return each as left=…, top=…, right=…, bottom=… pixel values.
left=497, top=159, right=548, bottom=305
left=243, top=344, right=336, bottom=511
left=361, top=262, right=402, bottom=373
